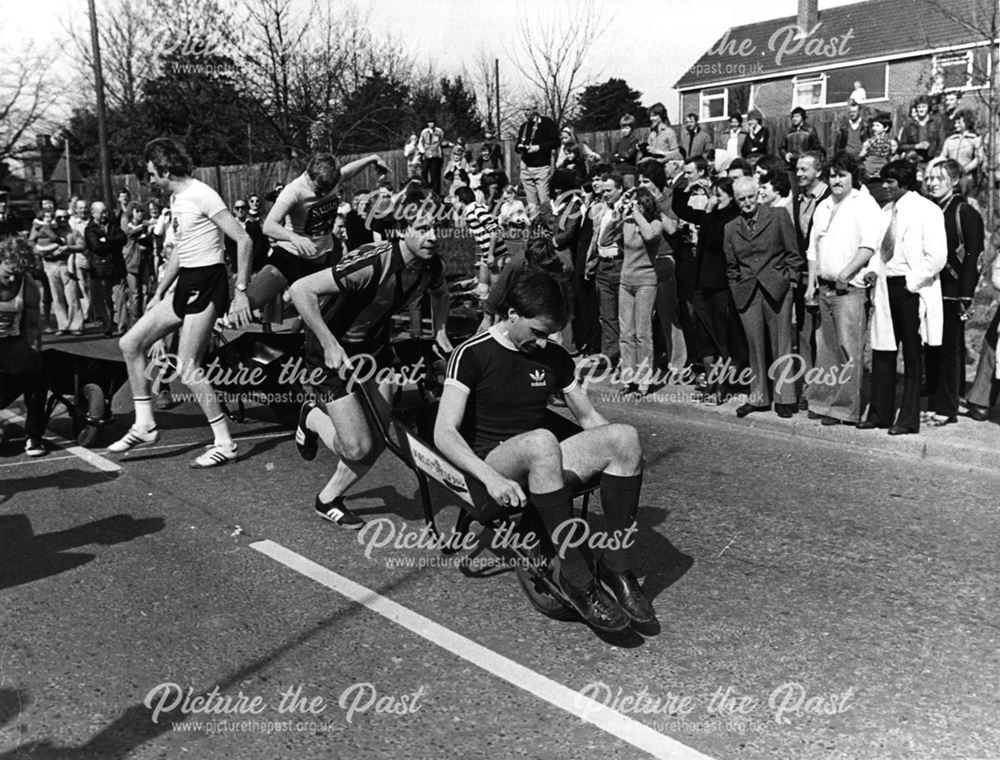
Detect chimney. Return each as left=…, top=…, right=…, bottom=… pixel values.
left=798, top=0, right=819, bottom=29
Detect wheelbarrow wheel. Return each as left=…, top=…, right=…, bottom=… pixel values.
left=512, top=510, right=578, bottom=622
left=75, top=383, right=106, bottom=447
left=514, top=550, right=579, bottom=622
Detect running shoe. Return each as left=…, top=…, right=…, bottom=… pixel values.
left=190, top=442, right=238, bottom=468
left=24, top=437, right=48, bottom=457
left=295, top=400, right=319, bottom=461
left=314, top=496, right=364, bottom=529
left=107, top=426, right=160, bottom=453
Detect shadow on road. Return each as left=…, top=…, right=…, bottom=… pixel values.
left=0, top=514, right=165, bottom=591
left=0, top=469, right=119, bottom=505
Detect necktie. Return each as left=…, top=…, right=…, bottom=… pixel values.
left=798, top=194, right=814, bottom=234
left=745, top=215, right=755, bottom=232
left=880, top=206, right=897, bottom=263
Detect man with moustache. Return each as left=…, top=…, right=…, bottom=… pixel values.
left=803, top=153, right=881, bottom=426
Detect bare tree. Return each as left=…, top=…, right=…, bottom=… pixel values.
left=63, top=0, right=151, bottom=111
left=919, top=0, right=998, bottom=232
left=0, top=45, right=64, bottom=164
left=237, top=0, right=411, bottom=157
left=471, top=51, right=521, bottom=138
left=506, top=0, right=611, bottom=124
left=62, top=0, right=239, bottom=112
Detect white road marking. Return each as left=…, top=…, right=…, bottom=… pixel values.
left=251, top=539, right=716, bottom=760
left=0, top=409, right=121, bottom=473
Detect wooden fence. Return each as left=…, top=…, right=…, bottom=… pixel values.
left=88, top=103, right=992, bottom=205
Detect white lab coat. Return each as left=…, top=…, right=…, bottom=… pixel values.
left=867, top=192, right=947, bottom=351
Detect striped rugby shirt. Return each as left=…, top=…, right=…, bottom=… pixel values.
left=303, top=239, right=446, bottom=364
left=464, top=203, right=507, bottom=267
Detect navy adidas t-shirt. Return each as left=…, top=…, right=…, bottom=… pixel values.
left=445, top=326, right=578, bottom=456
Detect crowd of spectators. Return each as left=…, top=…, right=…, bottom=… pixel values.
left=3, top=89, right=998, bottom=442
left=422, top=94, right=997, bottom=436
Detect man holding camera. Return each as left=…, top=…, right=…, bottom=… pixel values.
left=514, top=101, right=559, bottom=208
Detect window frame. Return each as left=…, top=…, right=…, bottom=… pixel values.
left=932, top=49, right=987, bottom=91
left=823, top=62, right=889, bottom=106
left=791, top=73, right=826, bottom=110
left=699, top=87, right=729, bottom=122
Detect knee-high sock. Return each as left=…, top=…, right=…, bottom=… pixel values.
left=531, top=486, right=591, bottom=587
left=600, top=472, right=643, bottom=573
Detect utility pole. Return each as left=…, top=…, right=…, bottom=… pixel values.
left=494, top=58, right=501, bottom=137
left=88, top=0, right=113, bottom=208
left=64, top=137, right=72, bottom=204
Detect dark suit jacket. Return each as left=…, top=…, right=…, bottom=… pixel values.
left=940, top=196, right=984, bottom=300
left=742, top=126, right=770, bottom=160
left=515, top=116, right=560, bottom=167
left=723, top=205, right=802, bottom=310
left=84, top=220, right=127, bottom=280
left=671, top=182, right=739, bottom=290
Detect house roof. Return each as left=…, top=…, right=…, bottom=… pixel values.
left=50, top=156, right=84, bottom=184
left=675, top=0, right=997, bottom=90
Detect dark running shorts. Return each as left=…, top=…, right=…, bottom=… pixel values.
left=304, top=343, right=394, bottom=403
left=266, top=246, right=330, bottom=285
left=172, top=264, right=229, bottom=320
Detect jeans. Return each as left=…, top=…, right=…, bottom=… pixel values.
left=929, top=299, right=967, bottom=418
left=967, top=303, right=1000, bottom=410
left=43, top=260, right=83, bottom=331
left=422, top=157, right=443, bottom=195
left=126, top=271, right=144, bottom=329
left=520, top=164, right=552, bottom=207
left=674, top=243, right=698, bottom=367
left=653, top=256, right=677, bottom=368
left=806, top=285, right=867, bottom=423
left=618, top=282, right=657, bottom=385
left=595, top=258, right=622, bottom=363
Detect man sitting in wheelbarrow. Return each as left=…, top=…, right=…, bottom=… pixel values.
left=434, top=272, right=655, bottom=633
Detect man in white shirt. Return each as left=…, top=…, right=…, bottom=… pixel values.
left=110, top=138, right=253, bottom=467
left=858, top=160, right=946, bottom=435
left=803, top=153, right=881, bottom=425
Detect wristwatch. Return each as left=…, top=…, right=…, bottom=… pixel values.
left=236, top=283, right=247, bottom=292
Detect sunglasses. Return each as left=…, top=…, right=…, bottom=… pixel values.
left=234, top=205, right=247, bottom=210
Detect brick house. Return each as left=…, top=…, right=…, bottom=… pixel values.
left=674, top=0, right=997, bottom=148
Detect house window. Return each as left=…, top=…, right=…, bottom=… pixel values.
left=699, top=83, right=750, bottom=121
left=935, top=50, right=974, bottom=89
left=826, top=63, right=888, bottom=104
left=933, top=49, right=990, bottom=90
left=792, top=74, right=825, bottom=108
left=700, top=88, right=727, bottom=121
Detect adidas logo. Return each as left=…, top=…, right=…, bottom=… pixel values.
left=529, top=369, right=546, bottom=387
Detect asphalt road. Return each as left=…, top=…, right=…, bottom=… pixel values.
left=2, top=391, right=998, bottom=760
